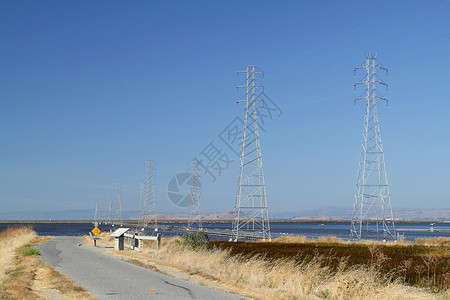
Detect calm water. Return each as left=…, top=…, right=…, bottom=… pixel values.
left=0, top=221, right=449, bottom=241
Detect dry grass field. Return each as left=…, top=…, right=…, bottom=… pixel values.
left=211, top=235, right=450, bottom=291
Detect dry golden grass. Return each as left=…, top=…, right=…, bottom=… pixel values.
left=316, top=235, right=345, bottom=244
left=146, top=237, right=439, bottom=300
left=32, top=261, right=96, bottom=300
left=270, top=235, right=308, bottom=244
left=0, top=226, right=96, bottom=300
left=271, top=235, right=437, bottom=248
left=415, top=237, right=450, bottom=247
left=81, top=230, right=115, bottom=247
left=95, top=231, right=114, bottom=242
left=0, top=226, right=37, bottom=280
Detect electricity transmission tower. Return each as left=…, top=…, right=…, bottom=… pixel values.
left=232, top=65, right=271, bottom=241
left=188, top=158, right=202, bottom=230
left=108, top=199, right=112, bottom=224
left=93, top=202, right=99, bottom=226
left=112, top=183, right=123, bottom=226
left=100, top=194, right=107, bottom=224
left=139, top=160, right=157, bottom=228
left=351, top=53, right=396, bottom=241
left=139, top=181, right=144, bottom=215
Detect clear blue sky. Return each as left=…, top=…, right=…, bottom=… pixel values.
left=1, top=0, right=449, bottom=217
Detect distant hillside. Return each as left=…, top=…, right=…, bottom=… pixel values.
left=271, top=206, right=353, bottom=219
left=201, top=212, right=234, bottom=220
left=1, top=207, right=448, bottom=221
left=0, top=209, right=140, bottom=221
left=395, top=209, right=450, bottom=220
left=291, top=216, right=345, bottom=221
left=133, top=212, right=235, bottom=221
left=273, top=207, right=450, bottom=221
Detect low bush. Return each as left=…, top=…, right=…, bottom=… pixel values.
left=22, top=247, right=40, bottom=257
left=181, top=232, right=209, bottom=250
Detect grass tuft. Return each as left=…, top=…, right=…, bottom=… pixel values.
left=315, top=288, right=331, bottom=299
left=22, top=248, right=40, bottom=257
left=415, top=237, right=450, bottom=247
left=13, top=266, right=25, bottom=276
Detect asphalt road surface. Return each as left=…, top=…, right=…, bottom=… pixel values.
left=37, top=236, right=246, bottom=300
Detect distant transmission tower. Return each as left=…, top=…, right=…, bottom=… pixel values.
left=108, top=199, right=112, bottom=224
left=100, top=194, right=107, bottom=224
left=140, top=160, right=157, bottom=228
left=232, top=65, right=271, bottom=241
left=139, top=182, right=144, bottom=215
left=137, top=182, right=144, bottom=229
left=188, top=158, right=202, bottom=230
left=113, top=183, right=123, bottom=226
left=93, top=202, right=99, bottom=226
left=351, top=53, right=396, bottom=240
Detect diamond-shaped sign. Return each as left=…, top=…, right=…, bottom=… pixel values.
left=92, top=227, right=101, bottom=236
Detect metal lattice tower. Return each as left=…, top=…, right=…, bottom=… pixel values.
left=139, top=182, right=145, bottom=217
left=100, top=194, right=107, bottom=224
left=137, top=182, right=144, bottom=229
left=188, top=158, right=202, bottom=230
left=232, top=65, right=271, bottom=241
left=140, top=160, right=157, bottom=228
left=108, top=199, right=112, bottom=224
left=112, top=182, right=123, bottom=226
left=93, top=202, right=99, bottom=226
left=351, top=53, right=396, bottom=240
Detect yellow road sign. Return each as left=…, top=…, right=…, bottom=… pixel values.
left=92, top=227, right=101, bottom=236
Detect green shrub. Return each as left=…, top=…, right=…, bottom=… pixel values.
left=315, top=289, right=331, bottom=299
left=181, top=232, right=209, bottom=250
left=22, top=248, right=40, bottom=256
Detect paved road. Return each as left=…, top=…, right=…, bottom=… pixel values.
left=37, top=236, right=245, bottom=300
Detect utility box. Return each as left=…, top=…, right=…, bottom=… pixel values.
left=110, top=228, right=130, bottom=251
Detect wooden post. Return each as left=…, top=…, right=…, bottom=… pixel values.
left=156, top=233, right=161, bottom=250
